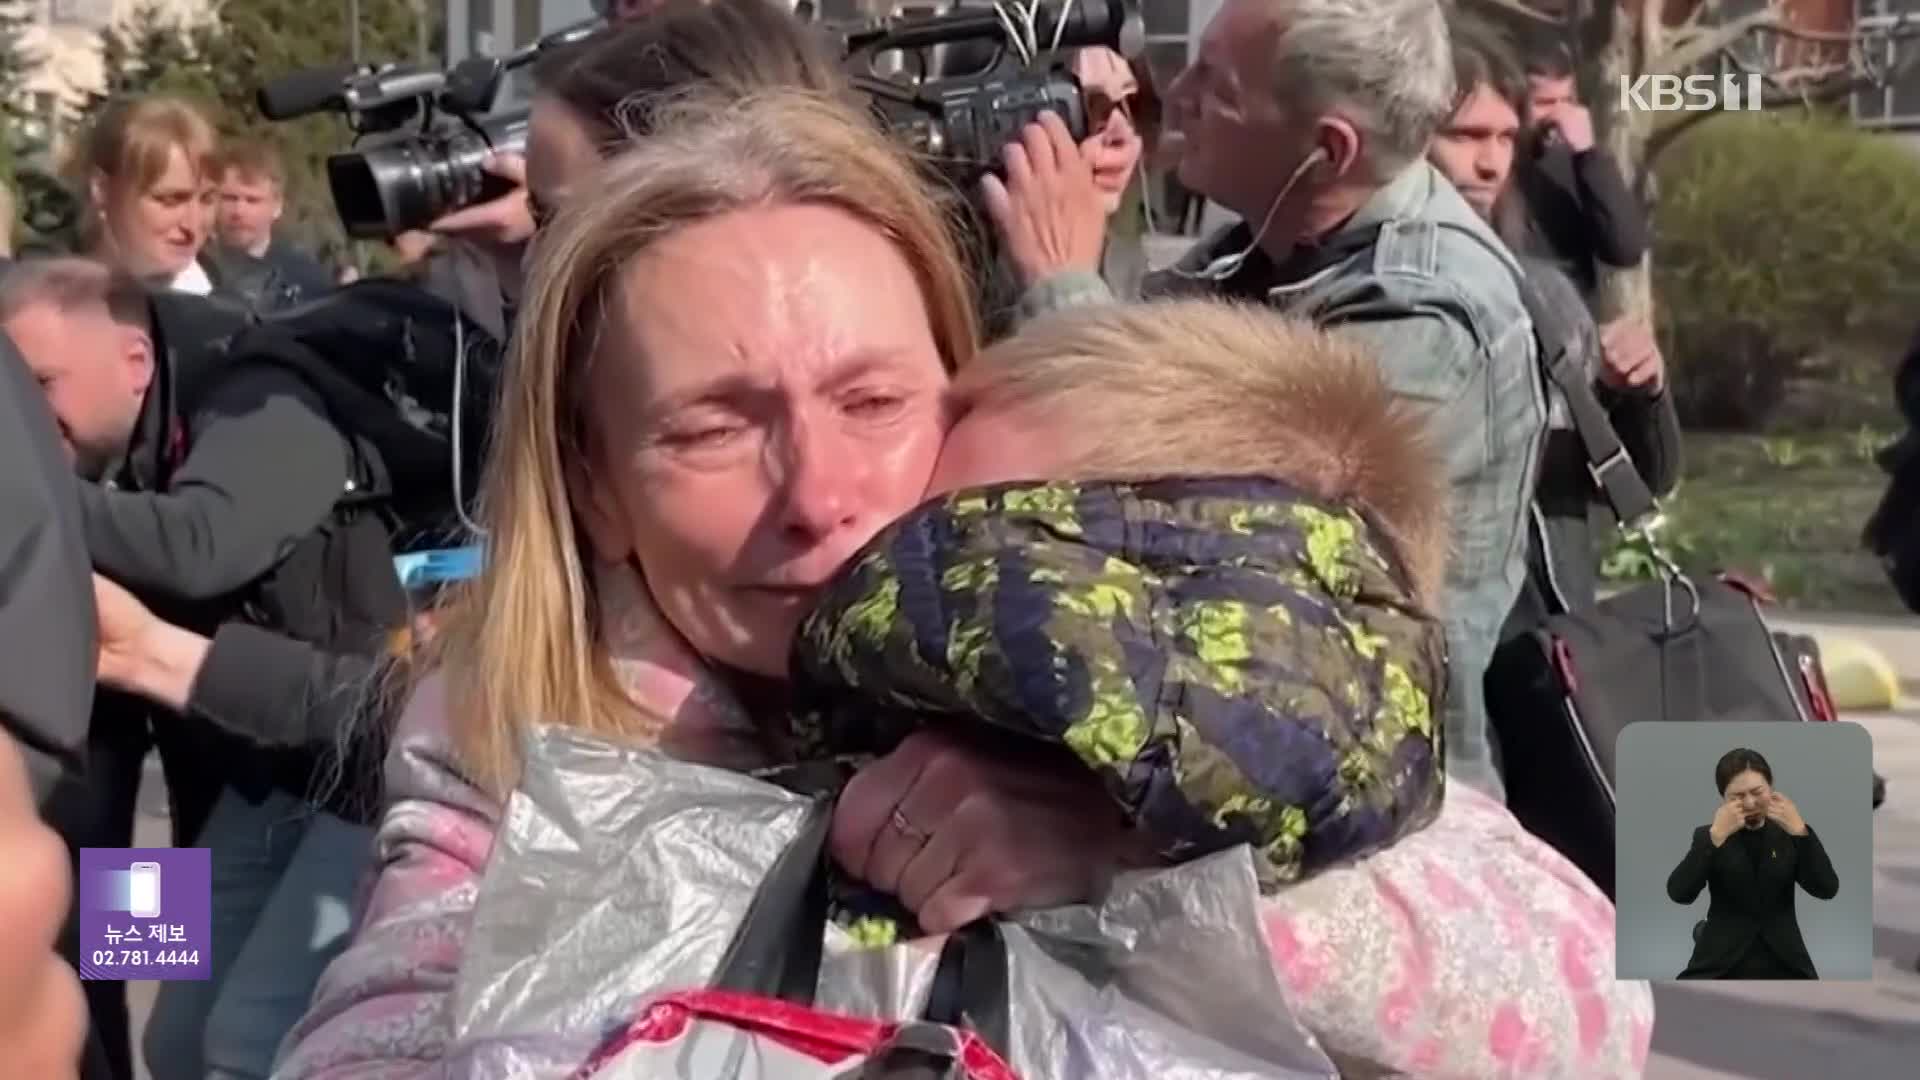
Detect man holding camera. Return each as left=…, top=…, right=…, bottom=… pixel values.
left=985, top=0, right=1546, bottom=802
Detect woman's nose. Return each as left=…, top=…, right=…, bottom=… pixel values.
left=770, top=420, right=859, bottom=544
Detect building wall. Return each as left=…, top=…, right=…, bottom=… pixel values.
left=10, top=0, right=213, bottom=155
left=446, top=0, right=595, bottom=64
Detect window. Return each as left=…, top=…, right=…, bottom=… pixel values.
left=1853, top=9, right=1920, bottom=126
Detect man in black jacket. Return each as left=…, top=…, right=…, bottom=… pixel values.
left=1667, top=748, right=1840, bottom=979
left=1, top=256, right=401, bottom=1080
left=202, top=140, right=334, bottom=315
left=1508, top=37, right=1650, bottom=307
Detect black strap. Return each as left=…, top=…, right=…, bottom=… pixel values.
left=708, top=790, right=1014, bottom=1062
left=922, top=920, right=1012, bottom=1057
left=709, top=797, right=835, bottom=1003
left=1511, top=273, right=1659, bottom=527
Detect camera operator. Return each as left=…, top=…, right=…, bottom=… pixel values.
left=85, top=0, right=857, bottom=748
left=415, top=0, right=848, bottom=317
left=973, top=43, right=1146, bottom=334
left=79, top=0, right=854, bottom=801
left=985, top=0, right=1547, bottom=803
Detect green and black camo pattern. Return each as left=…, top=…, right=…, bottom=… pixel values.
left=788, top=476, right=1448, bottom=889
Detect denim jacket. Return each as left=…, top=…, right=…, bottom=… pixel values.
left=1018, top=161, right=1547, bottom=801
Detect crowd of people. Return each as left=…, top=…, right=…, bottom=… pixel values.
left=0, top=0, right=1687, bottom=1077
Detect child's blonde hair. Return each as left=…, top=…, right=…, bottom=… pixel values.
left=952, top=298, right=1450, bottom=609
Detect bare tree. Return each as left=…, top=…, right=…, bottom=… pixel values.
left=1468, top=0, right=1920, bottom=320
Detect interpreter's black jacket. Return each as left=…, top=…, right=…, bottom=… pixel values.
left=1667, top=818, right=1839, bottom=979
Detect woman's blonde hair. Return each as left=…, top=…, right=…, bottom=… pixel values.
left=69, top=96, right=219, bottom=233
left=430, top=88, right=979, bottom=794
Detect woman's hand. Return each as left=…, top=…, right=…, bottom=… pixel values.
left=92, top=575, right=208, bottom=712
left=1709, top=799, right=1745, bottom=847
left=1766, top=792, right=1808, bottom=836
left=830, top=729, right=1151, bottom=934
left=979, top=112, right=1110, bottom=290
left=0, top=738, right=86, bottom=1080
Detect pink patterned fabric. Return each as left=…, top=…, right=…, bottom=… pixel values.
left=1261, top=783, right=1654, bottom=1078
left=273, top=569, right=1654, bottom=1078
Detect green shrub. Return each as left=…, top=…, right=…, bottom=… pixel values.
left=1652, top=113, right=1920, bottom=431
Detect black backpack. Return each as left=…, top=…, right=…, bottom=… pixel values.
left=179, top=278, right=505, bottom=541
left=166, top=280, right=504, bottom=652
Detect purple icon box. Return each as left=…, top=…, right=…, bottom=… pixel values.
left=78, top=847, right=211, bottom=981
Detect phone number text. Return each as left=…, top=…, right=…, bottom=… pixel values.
left=89, top=949, right=201, bottom=967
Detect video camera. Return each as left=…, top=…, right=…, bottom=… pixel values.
left=817, top=0, right=1143, bottom=182
left=268, top=2, right=1140, bottom=239
left=258, top=20, right=599, bottom=239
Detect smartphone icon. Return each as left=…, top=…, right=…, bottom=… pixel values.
left=128, top=862, right=162, bottom=920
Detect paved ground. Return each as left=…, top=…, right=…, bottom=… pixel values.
left=118, top=698, right=1920, bottom=1080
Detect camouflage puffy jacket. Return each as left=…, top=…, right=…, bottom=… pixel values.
left=789, top=476, right=1448, bottom=889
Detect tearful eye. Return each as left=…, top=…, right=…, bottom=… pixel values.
left=659, top=423, right=746, bottom=450
left=845, top=392, right=907, bottom=419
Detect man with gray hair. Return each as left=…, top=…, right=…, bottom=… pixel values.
left=983, top=0, right=1547, bottom=800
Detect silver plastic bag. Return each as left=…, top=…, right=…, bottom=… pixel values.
left=448, top=725, right=1337, bottom=1079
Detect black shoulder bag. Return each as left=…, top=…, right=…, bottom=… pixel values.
left=1485, top=275, right=1848, bottom=899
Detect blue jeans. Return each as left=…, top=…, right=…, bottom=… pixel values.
left=144, top=789, right=372, bottom=1080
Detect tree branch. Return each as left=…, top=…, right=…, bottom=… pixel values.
left=1761, top=16, right=1920, bottom=45
left=1655, top=11, right=1780, bottom=77
left=1658, top=9, right=1920, bottom=77
left=1642, top=45, right=1920, bottom=164
left=1679, top=0, right=1728, bottom=34
left=1462, top=0, right=1564, bottom=28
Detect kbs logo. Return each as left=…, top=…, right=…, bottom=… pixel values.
left=1618, top=73, right=1764, bottom=112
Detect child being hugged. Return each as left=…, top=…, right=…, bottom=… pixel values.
left=787, top=298, right=1452, bottom=890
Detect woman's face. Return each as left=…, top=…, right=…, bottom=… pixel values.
left=1723, top=768, right=1772, bottom=830
left=98, top=144, right=210, bottom=278
left=1074, top=48, right=1143, bottom=215
left=574, top=202, right=952, bottom=678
